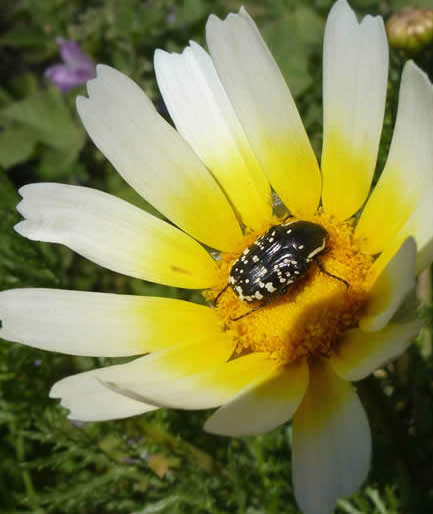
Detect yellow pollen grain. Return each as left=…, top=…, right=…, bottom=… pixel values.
left=204, top=213, right=374, bottom=365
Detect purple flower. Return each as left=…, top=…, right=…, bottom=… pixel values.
left=45, top=38, right=96, bottom=93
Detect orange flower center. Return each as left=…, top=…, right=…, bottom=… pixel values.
left=204, top=213, right=374, bottom=365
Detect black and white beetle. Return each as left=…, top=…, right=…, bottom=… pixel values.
left=215, top=220, right=349, bottom=320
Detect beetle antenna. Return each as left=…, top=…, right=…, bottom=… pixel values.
left=214, top=283, right=230, bottom=306
left=315, top=256, right=349, bottom=288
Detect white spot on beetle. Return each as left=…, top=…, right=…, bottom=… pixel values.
left=265, top=282, right=277, bottom=292
left=252, top=255, right=259, bottom=263
left=255, top=291, right=264, bottom=300
left=307, top=238, right=327, bottom=259
left=282, top=220, right=296, bottom=228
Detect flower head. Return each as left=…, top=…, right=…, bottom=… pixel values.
left=45, top=38, right=96, bottom=93
left=2, top=1, right=433, bottom=513
left=387, top=7, right=433, bottom=52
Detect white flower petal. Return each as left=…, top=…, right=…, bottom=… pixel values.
left=361, top=237, right=416, bottom=331
left=50, top=371, right=157, bottom=422
left=204, top=360, right=308, bottom=437
left=50, top=339, right=235, bottom=421
left=378, top=183, right=433, bottom=275
left=356, top=61, right=433, bottom=254
left=292, top=361, right=371, bottom=514
left=91, top=350, right=278, bottom=411
left=154, top=42, right=272, bottom=231
left=77, top=64, right=242, bottom=251
left=15, top=183, right=217, bottom=288
left=0, top=288, right=222, bottom=356
left=330, top=320, right=422, bottom=382
left=321, top=0, right=388, bottom=220
left=206, top=8, right=321, bottom=217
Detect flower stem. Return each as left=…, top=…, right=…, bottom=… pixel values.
left=358, top=375, right=415, bottom=511
left=417, top=266, right=432, bottom=356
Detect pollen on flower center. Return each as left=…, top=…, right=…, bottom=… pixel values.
left=204, top=213, right=374, bottom=365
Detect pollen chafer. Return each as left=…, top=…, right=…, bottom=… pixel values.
left=216, top=220, right=348, bottom=320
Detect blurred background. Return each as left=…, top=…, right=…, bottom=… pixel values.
left=1, top=0, right=433, bottom=512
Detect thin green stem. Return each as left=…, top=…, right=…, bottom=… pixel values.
left=417, top=267, right=432, bottom=357
left=12, top=423, right=43, bottom=513
left=359, top=376, right=416, bottom=511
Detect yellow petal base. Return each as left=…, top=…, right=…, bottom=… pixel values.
left=204, top=213, right=374, bottom=365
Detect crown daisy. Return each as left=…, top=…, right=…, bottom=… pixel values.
left=1, top=1, right=432, bottom=513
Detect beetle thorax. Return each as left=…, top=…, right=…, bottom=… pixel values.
left=205, top=214, right=374, bottom=365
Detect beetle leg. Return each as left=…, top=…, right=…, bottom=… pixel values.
left=319, top=246, right=331, bottom=256
left=315, top=256, right=349, bottom=288
left=281, top=213, right=294, bottom=223
left=214, top=283, right=230, bottom=306
left=231, top=302, right=266, bottom=321
left=231, top=282, right=292, bottom=321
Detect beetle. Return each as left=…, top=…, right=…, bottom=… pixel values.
left=215, top=220, right=348, bottom=320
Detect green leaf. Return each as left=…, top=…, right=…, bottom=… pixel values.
left=262, top=6, right=324, bottom=97
left=0, top=125, right=39, bottom=168
left=0, top=88, right=13, bottom=108
left=0, top=169, right=19, bottom=208
left=38, top=144, right=85, bottom=181
left=366, top=487, right=388, bottom=514
left=337, top=498, right=364, bottom=514
left=0, top=24, right=46, bottom=48
left=390, top=0, right=433, bottom=8
left=294, top=5, right=325, bottom=47
left=0, top=87, right=85, bottom=153
left=178, top=0, right=208, bottom=25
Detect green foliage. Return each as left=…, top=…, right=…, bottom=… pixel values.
left=0, top=172, right=58, bottom=289
left=0, top=0, right=433, bottom=513
left=0, top=86, right=85, bottom=176
left=262, top=5, right=324, bottom=96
